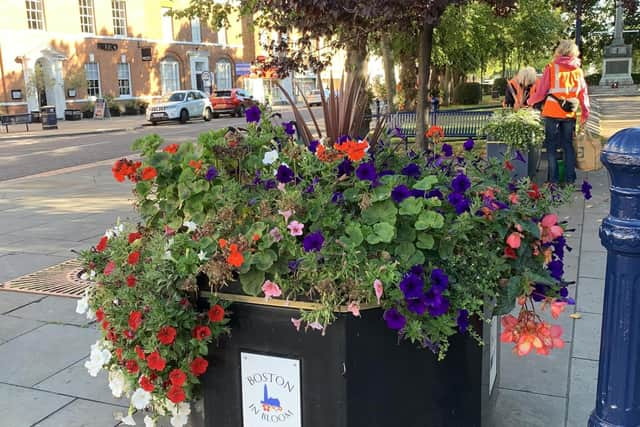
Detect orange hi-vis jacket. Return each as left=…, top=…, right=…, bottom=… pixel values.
left=503, top=78, right=525, bottom=110
left=541, top=62, right=583, bottom=119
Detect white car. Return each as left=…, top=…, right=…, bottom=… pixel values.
left=147, top=90, right=212, bottom=124
left=305, top=89, right=326, bottom=107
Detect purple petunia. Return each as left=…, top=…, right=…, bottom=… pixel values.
left=427, top=296, right=450, bottom=317
left=457, top=309, right=469, bottom=333
left=451, top=173, right=471, bottom=193
left=245, top=105, right=261, bottom=123
left=442, top=143, right=453, bottom=157
left=532, top=283, right=549, bottom=302
left=276, top=164, right=294, bottom=183
left=391, top=185, right=412, bottom=203
left=337, top=158, right=354, bottom=177
left=308, top=140, right=319, bottom=153
left=383, top=307, right=407, bottom=330
left=288, top=259, right=302, bottom=272
left=410, top=265, right=424, bottom=276
left=338, top=135, right=350, bottom=143
left=514, top=150, right=527, bottom=163
left=205, top=165, right=219, bottom=181
left=426, top=189, right=444, bottom=200
left=401, top=163, right=421, bottom=179
left=407, top=296, right=429, bottom=316
left=302, top=230, right=325, bottom=252
left=430, top=268, right=449, bottom=292
left=581, top=180, right=592, bottom=200
left=399, top=273, right=425, bottom=299
left=548, top=260, right=564, bottom=280
left=379, top=169, right=395, bottom=177
left=448, top=192, right=471, bottom=214
left=463, top=138, right=475, bottom=151
left=411, top=189, right=427, bottom=198
left=263, top=179, right=277, bottom=190
left=304, top=177, right=319, bottom=194
left=283, top=121, right=296, bottom=136
left=331, top=191, right=344, bottom=204
left=355, top=162, right=378, bottom=182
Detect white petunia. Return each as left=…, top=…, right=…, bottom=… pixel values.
left=262, top=149, right=279, bottom=165
left=144, top=416, right=156, bottom=427
left=183, top=221, right=198, bottom=233
left=197, top=250, right=207, bottom=261
left=105, top=229, right=115, bottom=239
left=80, top=272, right=89, bottom=281
left=86, top=308, right=96, bottom=321
left=121, top=414, right=136, bottom=425
left=84, top=341, right=112, bottom=377
left=75, top=295, right=89, bottom=314
left=169, top=402, right=191, bottom=427
left=131, top=388, right=152, bottom=410
left=108, top=369, right=126, bottom=398
left=163, top=250, right=173, bottom=261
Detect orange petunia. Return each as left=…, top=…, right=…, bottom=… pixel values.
left=141, top=166, right=157, bottom=181
left=189, top=160, right=203, bottom=171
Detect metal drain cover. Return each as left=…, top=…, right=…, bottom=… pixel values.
left=0, top=258, right=91, bottom=298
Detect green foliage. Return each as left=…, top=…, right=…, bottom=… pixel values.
left=585, top=73, right=601, bottom=86
left=493, top=77, right=508, bottom=94
left=482, top=109, right=545, bottom=150
left=453, top=82, right=482, bottom=104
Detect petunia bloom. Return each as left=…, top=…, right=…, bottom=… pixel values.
left=262, top=280, right=282, bottom=299
left=581, top=180, right=592, bottom=200
left=287, top=220, right=304, bottom=236
left=451, top=173, right=471, bottom=193
left=373, top=279, right=384, bottom=304
left=302, top=230, right=325, bottom=252
left=383, top=307, right=406, bottom=330
left=355, top=162, right=377, bottom=182
left=463, top=138, right=475, bottom=151
left=391, top=184, right=412, bottom=203
left=275, top=164, right=294, bottom=183
left=205, top=166, right=218, bottom=181
left=245, top=105, right=261, bottom=123
left=283, top=121, right=296, bottom=136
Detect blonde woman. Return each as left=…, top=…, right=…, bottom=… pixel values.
left=504, top=66, right=537, bottom=110
left=527, top=40, right=590, bottom=184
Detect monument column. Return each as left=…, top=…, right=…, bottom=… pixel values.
left=599, top=0, right=634, bottom=86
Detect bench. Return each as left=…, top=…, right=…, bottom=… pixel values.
left=64, top=109, right=82, bottom=121
left=384, top=107, right=495, bottom=139
left=0, top=113, right=32, bottom=132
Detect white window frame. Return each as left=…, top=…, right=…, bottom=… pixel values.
left=217, top=27, right=227, bottom=45
left=191, top=18, right=201, bottom=43
left=161, top=7, right=173, bottom=42
left=215, top=58, right=233, bottom=90
left=160, top=58, right=180, bottom=95
left=85, top=62, right=101, bottom=98
left=25, top=0, right=45, bottom=30
left=78, top=0, right=95, bottom=34
left=111, top=0, right=127, bottom=36
left=117, top=62, right=132, bottom=97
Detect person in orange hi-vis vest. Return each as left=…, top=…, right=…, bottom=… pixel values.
left=503, top=67, right=537, bottom=111
left=527, top=39, right=590, bottom=185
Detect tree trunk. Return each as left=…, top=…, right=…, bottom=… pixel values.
left=416, top=20, right=435, bottom=150
left=399, top=55, right=416, bottom=111
left=380, top=35, right=396, bottom=113
left=345, top=34, right=368, bottom=83
left=501, top=48, right=506, bottom=78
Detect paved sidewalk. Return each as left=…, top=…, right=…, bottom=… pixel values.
left=0, top=99, right=637, bottom=426
left=0, top=115, right=146, bottom=142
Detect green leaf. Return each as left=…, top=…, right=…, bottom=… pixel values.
left=394, top=242, right=416, bottom=262
left=416, top=233, right=435, bottom=249
left=494, top=276, right=524, bottom=315
left=362, top=200, right=397, bottom=225
left=407, top=250, right=426, bottom=266
left=372, top=184, right=391, bottom=202
left=253, top=250, right=277, bottom=271
left=135, top=181, right=152, bottom=198
left=341, top=223, right=364, bottom=248
left=415, top=210, right=444, bottom=230
left=239, top=270, right=265, bottom=296
left=520, top=221, right=541, bottom=239
left=396, top=224, right=416, bottom=243
left=398, top=197, right=423, bottom=216
left=343, top=188, right=360, bottom=202
left=438, top=239, right=454, bottom=259
left=372, top=222, right=395, bottom=243
left=413, top=175, right=439, bottom=191
left=525, top=271, right=555, bottom=286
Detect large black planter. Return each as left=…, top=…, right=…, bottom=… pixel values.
left=202, top=296, right=498, bottom=427
left=486, top=141, right=539, bottom=179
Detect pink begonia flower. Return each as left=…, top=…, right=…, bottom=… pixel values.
left=540, top=214, right=564, bottom=243
left=509, top=193, right=519, bottom=204
left=506, top=232, right=522, bottom=249
left=291, top=317, right=302, bottom=332
left=287, top=220, right=304, bottom=236
left=373, top=279, right=383, bottom=305
left=269, top=227, right=283, bottom=242
left=164, top=224, right=175, bottom=236
left=278, top=209, right=293, bottom=222
left=261, top=280, right=282, bottom=300
left=550, top=324, right=564, bottom=349
left=277, top=182, right=286, bottom=192
left=551, top=301, right=567, bottom=319
left=347, top=302, right=361, bottom=317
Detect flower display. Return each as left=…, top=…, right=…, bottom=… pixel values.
left=79, top=105, right=583, bottom=425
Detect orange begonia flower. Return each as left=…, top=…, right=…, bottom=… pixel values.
left=189, top=160, right=203, bottom=171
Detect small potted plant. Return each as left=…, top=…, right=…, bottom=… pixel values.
left=482, top=108, right=544, bottom=179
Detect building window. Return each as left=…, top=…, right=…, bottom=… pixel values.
left=85, top=62, right=101, bottom=97
left=78, top=0, right=94, bottom=33
left=215, top=58, right=232, bottom=90
left=191, top=18, right=201, bottom=43
left=161, top=7, right=173, bottom=41
left=118, top=63, right=131, bottom=96
left=111, top=0, right=127, bottom=36
left=217, top=28, right=227, bottom=45
left=160, top=57, right=180, bottom=94
left=25, top=0, right=45, bottom=30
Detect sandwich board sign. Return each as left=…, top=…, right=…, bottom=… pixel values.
left=93, top=98, right=110, bottom=119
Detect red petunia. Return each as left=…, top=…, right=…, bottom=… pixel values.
left=157, top=326, right=177, bottom=345
left=123, top=329, right=135, bottom=340
left=135, top=345, right=146, bottom=360
left=163, top=143, right=179, bottom=154
left=208, top=304, right=225, bottom=323
left=128, top=232, right=142, bottom=244
left=139, top=375, right=155, bottom=392
left=190, top=357, right=208, bottom=376
left=115, top=348, right=123, bottom=361
left=147, top=350, right=166, bottom=371
left=169, top=369, right=187, bottom=387
left=527, top=183, right=541, bottom=200
left=95, top=307, right=105, bottom=322
left=504, top=160, right=514, bottom=171
left=141, top=167, right=157, bottom=181
left=504, top=246, right=518, bottom=259
left=167, top=385, right=186, bottom=403
left=96, top=236, right=108, bottom=252
left=128, top=311, right=143, bottom=331
left=193, top=325, right=211, bottom=341
left=126, top=274, right=137, bottom=287
left=126, top=359, right=139, bottom=374
left=107, top=329, right=118, bottom=342
left=101, top=320, right=110, bottom=330
left=104, top=260, right=116, bottom=276
left=128, top=251, right=140, bottom=265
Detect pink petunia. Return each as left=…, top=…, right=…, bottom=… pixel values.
left=269, top=227, right=283, bottom=242
left=291, top=317, right=302, bottom=332
left=287, top=220, right=304, bottom=236
left=261, top=280, right=282, bottom=300
left=373, top=279, right=383, bottom=305
left=347, top=302, right=361, bottom=317
left=278, top=209, right=293, bottom=222
left=506, top=232, right=522, bottom=249
left=307, top=321, right=323, bottom=331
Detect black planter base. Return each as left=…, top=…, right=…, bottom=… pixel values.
left=203, top=301, right=498, bottom=427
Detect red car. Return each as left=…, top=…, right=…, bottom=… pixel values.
left=209, top=88, right=255, bottom=118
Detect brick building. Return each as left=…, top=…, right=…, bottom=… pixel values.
left=0, top=0, right=256, bottom=118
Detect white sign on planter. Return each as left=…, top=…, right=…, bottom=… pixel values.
left=489, top=316, right=498, bottom=395
left=241, top=352, right=302, bottom=427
